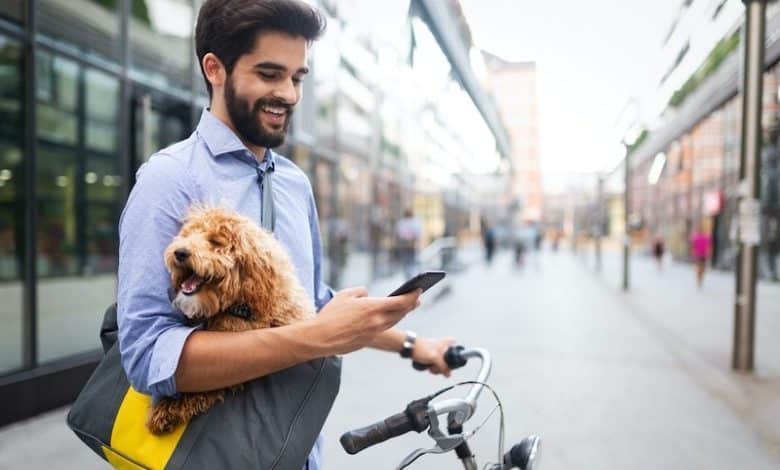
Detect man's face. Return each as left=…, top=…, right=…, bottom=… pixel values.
left=224, top=31, right=309, bottom=148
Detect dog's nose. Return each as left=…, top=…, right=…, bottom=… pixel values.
left=174, top=248, right=190, bottom=263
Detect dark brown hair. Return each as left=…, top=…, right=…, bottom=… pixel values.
left=195, top=0, right=326, bottom=98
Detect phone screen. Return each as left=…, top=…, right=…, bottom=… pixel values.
left=388, top=271, right=446, bottom=296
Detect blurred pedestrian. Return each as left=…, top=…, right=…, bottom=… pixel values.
left=396, top=209, right=422, bottom=278
left=512, top=226, right=527, bottom=267
left=328, top=216, right=350, bottom=288
left=652, top=235, right=665, bottom=271
left=690, top=225, right=712, bottom=288
left=551, top=229, right=561, bottom=252
left=513, top=221, right=537, bottom=269
left=483, top=225, right=496, bottom=265
left=534, top=224, right=543, bottom=251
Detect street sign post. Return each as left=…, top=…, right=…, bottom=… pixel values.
left=733, top=0, right=767, bottom=372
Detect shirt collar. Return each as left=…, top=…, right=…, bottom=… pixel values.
left=196, top=108, right=276, bottom=171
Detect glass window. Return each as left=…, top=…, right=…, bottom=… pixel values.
left=131, top=90, right=190, bottom=170
left=129, top=0, right=193, bottom=97
left=35, top=53, right=120, bottom=363
left=38, top=0, right=120, bottom=64
left=0, top=34, right=24, bottom=374
left=0, top=0, right=24, bottom=24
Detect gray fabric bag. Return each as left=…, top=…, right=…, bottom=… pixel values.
left=67, top=304, right=341, bottom=469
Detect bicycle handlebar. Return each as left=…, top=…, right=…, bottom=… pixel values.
left=340, top=395, right=432, bottom=454
left=412, top=345, right=469, bottom=371
left=340, top=410, right=417, bottom=455
left=340, top=345, right=484, bottom=455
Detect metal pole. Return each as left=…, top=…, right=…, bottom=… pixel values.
left=623, top=147, right=630, bottom=291
left=22, top=0, right=39, bottom=369
left=596, top=174, right=603, bottom=272
left=733, top=0, right=766, bottom=372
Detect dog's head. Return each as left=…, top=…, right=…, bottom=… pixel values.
left=164, top=206, right=271, bottom=322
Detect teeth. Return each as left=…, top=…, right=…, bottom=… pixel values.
left=262, top=106, right=286, bottom=116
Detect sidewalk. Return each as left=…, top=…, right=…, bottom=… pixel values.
left=2, top=247, right=778, bottom=469
left=582, top=247, right=780, bottom=455
left=324, top=249, right=780, bottom=469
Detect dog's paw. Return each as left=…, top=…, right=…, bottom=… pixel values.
left=147, top=407, right=182, bottom=435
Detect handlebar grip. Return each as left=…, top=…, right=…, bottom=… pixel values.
left=412, top=345, right=468, bottom=371
left=340, top=411, right=414, bottom=455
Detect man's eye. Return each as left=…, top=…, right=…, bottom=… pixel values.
left=292, top=77, right=303, bottom=85
left=259, top=72, right=277, bottom=80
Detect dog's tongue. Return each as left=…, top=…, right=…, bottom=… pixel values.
left=181, top=274, right=203, bottom=294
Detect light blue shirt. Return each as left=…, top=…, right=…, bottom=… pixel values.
left=117, top=109, right=333, bottom=469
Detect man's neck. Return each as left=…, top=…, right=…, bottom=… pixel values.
left=209, top=102, right=268, bottom=161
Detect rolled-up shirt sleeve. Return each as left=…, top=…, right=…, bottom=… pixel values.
left=117, top=153, right=201, bottom=400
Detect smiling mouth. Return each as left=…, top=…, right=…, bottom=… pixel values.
left=260, top=105, right=288, bottom=116
left=180, top=268, right=205, bottom=296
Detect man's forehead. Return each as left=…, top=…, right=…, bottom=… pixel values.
left=243, top=31, right=309, bottom=70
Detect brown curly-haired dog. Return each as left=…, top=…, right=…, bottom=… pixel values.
left=146, top=205, right=314, bottom=435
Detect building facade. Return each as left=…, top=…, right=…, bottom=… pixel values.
left=625, top=1, right=780, bottom=281
left=0, top=0, right=510, bottom=425
left=482, top=54, right=542, bottom=223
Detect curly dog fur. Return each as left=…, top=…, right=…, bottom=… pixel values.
left=146, top=205, right=314, bottom=434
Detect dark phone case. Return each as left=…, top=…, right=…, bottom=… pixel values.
left=388, top=271, right=446, bottom=296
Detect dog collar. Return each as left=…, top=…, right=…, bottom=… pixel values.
left=227, top=303, right=253, bottom=320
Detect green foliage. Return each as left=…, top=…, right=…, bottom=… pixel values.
left=90, top=0, right=151, bottom=25
left=668, top=30, right=740, bottom=109
left=627, top=129, right=648, bottom=155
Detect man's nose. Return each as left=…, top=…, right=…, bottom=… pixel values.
left=273, top=79, right=299, bottom=106
left=174, top=248, right=190, bottom=263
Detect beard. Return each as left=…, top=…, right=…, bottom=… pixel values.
left=224, top=75, right=293, bottom=149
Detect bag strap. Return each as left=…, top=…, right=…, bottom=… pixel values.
left=100, top=303, right=119, bottom=353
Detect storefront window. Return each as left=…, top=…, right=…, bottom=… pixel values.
left=0, top=0, right=24, bottom=24
left=38, top=0, right=120, bottom=64
left=0, top=34, right=24, bottom=374
left=129, top=0, right=193, bottom=97
left=35, top=53, right=120, bottom=363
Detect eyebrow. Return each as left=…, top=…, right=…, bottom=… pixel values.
left=253, top=61, right=309, bottom=75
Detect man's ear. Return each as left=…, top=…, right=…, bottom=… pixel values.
left=202, top=52, right=227, bottom=90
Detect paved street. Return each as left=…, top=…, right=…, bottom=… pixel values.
left=2, top=248, right=779, bottom=469
left=324, top=248, right=780, bottom=469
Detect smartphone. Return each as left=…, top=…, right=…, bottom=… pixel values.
left=388, top=271, right=446, bottom=296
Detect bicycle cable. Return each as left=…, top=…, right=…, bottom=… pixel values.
left=427, top=380, right=505, bottom=469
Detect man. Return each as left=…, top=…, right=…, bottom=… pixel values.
left=117, top=1, right=455, bottom=468
left=396, top=209, right=422, bottom=278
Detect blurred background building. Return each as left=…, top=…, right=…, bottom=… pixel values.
left=618, top=0, right=780, bottom=277
left=0, top=0, right=515, bottom=425
left=483, top=54, right=542, bottom=226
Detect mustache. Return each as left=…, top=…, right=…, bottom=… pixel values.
left=253, top=98, right=292, bottom=114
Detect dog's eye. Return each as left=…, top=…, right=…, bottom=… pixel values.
left=208, top=237, right=225, bottom=247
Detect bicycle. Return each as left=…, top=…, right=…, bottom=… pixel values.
left=340, top=346, right=541, bottom=469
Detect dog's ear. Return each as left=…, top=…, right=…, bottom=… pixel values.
left=209, top=222, right=236, bottom=249
left=232, top=219, right=277, bottom=293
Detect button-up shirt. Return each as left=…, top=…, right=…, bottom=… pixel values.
left=117, top=109, right=333, bottom=469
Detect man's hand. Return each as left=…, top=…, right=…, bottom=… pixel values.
left=311, top=287, right=422, bottom=356
left=411, top=337, right=456, bottom=377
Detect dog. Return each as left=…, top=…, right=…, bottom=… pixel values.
left=146, top=205, right=314, bottom=435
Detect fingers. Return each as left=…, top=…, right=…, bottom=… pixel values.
left=337, top=286, right=369, bottom=298
left=385, top=289, right=422, bottom=312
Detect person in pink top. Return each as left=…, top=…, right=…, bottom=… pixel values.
left=690, top=225, right=712, bottom=288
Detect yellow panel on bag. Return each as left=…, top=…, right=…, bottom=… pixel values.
left=109, top=387, right=187, bottom=470
left=102, top=446, right=148, bottom=470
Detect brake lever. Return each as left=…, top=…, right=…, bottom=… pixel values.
left=396, top=443, right=456, bottom=470
left=395, top=403, right=466, bottom=469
